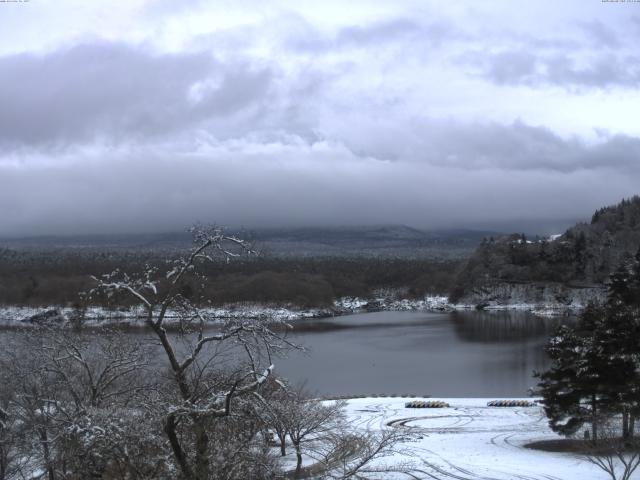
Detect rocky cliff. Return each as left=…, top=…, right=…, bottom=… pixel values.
left=454, top=282, right=606, bottom=311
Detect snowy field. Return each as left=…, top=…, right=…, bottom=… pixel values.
left=339, top=397, right=605, bottom=480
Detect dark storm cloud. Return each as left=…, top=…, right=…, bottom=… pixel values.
left=586, top=135, right=640, bottom=171
left=0, top=42, right=273, bottom=148
left=0, top=146, right=635, bottom=237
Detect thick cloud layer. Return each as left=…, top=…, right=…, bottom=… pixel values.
left=3, top=147, right=635, bottom=236
left=0, top=43, right=272, bottom=148
left=0, top=1, right=639, bottom=236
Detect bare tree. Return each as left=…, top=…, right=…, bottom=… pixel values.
left=59, top=406, right=169, bottom=479
left=323, top=428, right=414, bottom=479
left=257, top=381, right=412, bottom=479
left=0, top=328, right=154, bottom=479
left=2, top=333, right=68, bottom=480
left=278, top=387, right=345, bottom=478
left=0, top=402, right=30, bottom=480
left=256, top=377, right=292, bottom=457
left=33, top=328, right=151, bottom=410
left=91, top=226, right=293, bottom=480
left=585, top=420, right=640, bottom=480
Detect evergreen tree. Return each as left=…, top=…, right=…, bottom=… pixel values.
left=538, top=250, right=640, bottom=442
left=599, top=303, right=640, bottom=438
left=609, top=263, right=632, bottom=306
left=600, top=250, right=640, bottom=437
left=536, top=325, right=592, bottom=438
left=536, top=311, right=614, bottom=441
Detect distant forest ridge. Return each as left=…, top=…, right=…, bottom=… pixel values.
left=0, top=205, right=628, bottom=308
left=451, top=196, right=640, bottom=301
left=0, top=225, right=506, bottom=259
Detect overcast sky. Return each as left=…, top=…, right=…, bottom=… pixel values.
left=1, top=0, right=639, bottom=236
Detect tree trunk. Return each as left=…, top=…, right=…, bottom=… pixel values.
left=39, top=427, right=56, bottom=480
left=294, top=441, right=303, bottom=478
left=591, top=394, right=598, bottom=443
left=631, top=416, right=636, bottom=438
left=1, top=447, right=6, bottom=480
left=623, top=409, right=630, bottom=439
left=164, top=415, right=193, bottom=479
left=193, top=422, right=210, bottom=480
left=279, top=434, right=286, bottom=456
left=0, top=409, right=6, bottom=480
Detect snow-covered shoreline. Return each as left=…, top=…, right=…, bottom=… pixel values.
left=0, top=296, right=449, bottom=327
left=0, top=295, right=581, bottom=328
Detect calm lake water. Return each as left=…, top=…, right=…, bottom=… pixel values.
left=0, top=310, right=571, bottom=398
left=277, top=310, right=571, bottom=397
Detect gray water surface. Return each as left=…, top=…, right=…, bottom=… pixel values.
left=0, top=310, right=569, bottom=398
left=276, top=310, right=570, bottom=397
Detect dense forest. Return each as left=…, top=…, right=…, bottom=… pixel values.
left=0, top=249, right=462, bottom=308
left=451, top=196, right=640, bottom=302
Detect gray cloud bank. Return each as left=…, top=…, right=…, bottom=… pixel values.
left=469, top=49, right=640, bottom=88
left=1, top=2, right=640, bottom=236
left=1, top=132, right=638, bottom=236
left=0, top=42, right=272, bottom=148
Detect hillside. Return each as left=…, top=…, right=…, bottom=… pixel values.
left=451, top=196, right=640, bottom=306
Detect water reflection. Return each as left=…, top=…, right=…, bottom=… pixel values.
left=0, top=311, right=573, bottom=398
left=450, top=310, right=574, bottom=343
left=275, top=311, right=573, bottom=397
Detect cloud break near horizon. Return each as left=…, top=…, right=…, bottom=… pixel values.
left=1, top=0, right=639, bottom=236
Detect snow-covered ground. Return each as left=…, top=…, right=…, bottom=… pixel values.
left=341, top=397, right=604, bottom=480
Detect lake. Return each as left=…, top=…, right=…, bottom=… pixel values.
left=0, top=310, right=570, bottom=398
left=277, top=310, right=571, bottom=397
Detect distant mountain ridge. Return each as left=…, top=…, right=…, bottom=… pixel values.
left=0, top=225, right=503, bottom=259
left=451, top=196, right=640, bottom=307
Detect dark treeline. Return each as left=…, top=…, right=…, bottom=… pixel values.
left=0, top=248, right=462, bottom=308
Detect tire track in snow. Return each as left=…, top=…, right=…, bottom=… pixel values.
left=387, top=414, right=477, bottom=432
left=348, top=401, right=566, bottom=480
